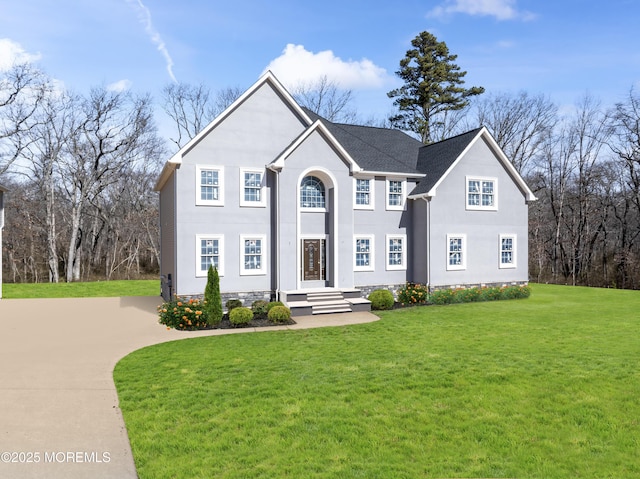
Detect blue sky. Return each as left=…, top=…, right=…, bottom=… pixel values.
left=1, top=0, right=639, bottom=121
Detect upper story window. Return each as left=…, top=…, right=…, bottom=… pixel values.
left=354, top=178, right=373, bottom=210
left=300, top=176, right=326, bottom=209
left=196, top=165, right=224, bottom=206
left=240, top=168, right=266, bottom=207
left=466, top=176, right=497, bottom=211
left=386, top=179, right=405, bottom=210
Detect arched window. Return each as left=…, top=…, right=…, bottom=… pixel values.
left=300, top=176, right=325, bottom=209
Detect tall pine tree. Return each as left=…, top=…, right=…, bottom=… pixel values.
left=388, top=31, right=484, bottom=144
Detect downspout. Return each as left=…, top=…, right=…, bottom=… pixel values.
left=267, top=165, right=281, bottom=300
left=423, top=196, right=431, bottom=289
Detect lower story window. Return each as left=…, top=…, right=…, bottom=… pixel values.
left=241, top=235, right=267, bottom=275
left=447, top=234, right=466, bottom=271
left=196, top=235, right=224, bottom=276
left=500, top=234, right=517, bottom=268
left=354, top=236, right=374, bottom=271
left=386, top=234, right=406, bottom=270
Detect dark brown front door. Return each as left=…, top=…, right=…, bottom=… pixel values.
left=303, top=239, right=322, bottom=281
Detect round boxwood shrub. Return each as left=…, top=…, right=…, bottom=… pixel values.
left=368, top=289, right=394, bottom=310
left=225, top=299, right=243, bottom=311
left=268, top=305, right=291, bottom=324
left=229, top=306, right=253, bottom=326
left=251, top=299, right=269, bottom=316
left=266, top=301, right=285, bottom=312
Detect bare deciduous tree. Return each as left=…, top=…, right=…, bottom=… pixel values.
left=476, top=91, right=557, bottom=176
left=292, top=75, right=358, bottom=124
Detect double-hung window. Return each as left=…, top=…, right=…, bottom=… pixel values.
left=196, top=234, right=224, bottom=276
left=240, top=169, right=266, bottom=207
left=466, top=176, right=497, bottom=210
left=354, top=178, right=374, bottom=209
left=499, top=234, right=517, bottom=268
left=386, top=234, right=407, bottom=270
left=196, top=165, right=224, bottom=206
left=240, top=235, right=266, bottom=275
left=447, top=234, right=466, bottom=271
left=386, top=179, right=405, bottom=210
left=354, top=235, right=374, bottom=271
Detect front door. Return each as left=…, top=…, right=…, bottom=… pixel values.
left=302, top=239, right=325, bottom=282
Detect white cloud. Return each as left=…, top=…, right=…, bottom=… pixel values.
left=127, top=0, right=177, bottom=83
left=107, top=79, right=133, bottom=92
left=263, top=44, right=389, bottom=90
left=427, top=0, right=536, bottom=21
left=0, top=38, right=41, bottom=71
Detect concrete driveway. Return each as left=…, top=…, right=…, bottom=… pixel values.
left=0, top=296, right=378, bottom=479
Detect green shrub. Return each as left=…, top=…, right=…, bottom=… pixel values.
left=225, top=299, right=243, bottom=311
left=429, top=288, right=457, bottom=305
left=158, top=297, right=208, bottom=330
left=229, top=307, right=253, bottom=326
left=251, top=300, right=269, bottom=316
left=268, top=305, right=291, bottom=324
left=501, top=284, right=531, bottom=299
left=397, top=282, right=429, bottom=305
left=266, top=301, right=285, bottom=312
left=458, top=287, right=482, bottom=303
left=368, top=289, right=394, bottom=310
left=480, top=286, right=503, bottom=301
left=203, top=266, right=223, bottom=325
left=430, top=285, right=532, bottom=305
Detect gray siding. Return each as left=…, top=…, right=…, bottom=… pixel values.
left=159, top=172, right=176, bottom=299
left=275, top=129, right=355, bottom=291
left=426, top=137, right=529, bottom=287
left=174, top=80, right=306, bottom=297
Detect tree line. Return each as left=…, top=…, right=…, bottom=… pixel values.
left=1, top=31, right=640, bottom=289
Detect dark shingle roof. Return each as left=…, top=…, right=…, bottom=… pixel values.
left=301, top=108, right=424, bottom=175
left=409, top=128, right=483, bottom=197
left=299, top=108, right=483, bottom=196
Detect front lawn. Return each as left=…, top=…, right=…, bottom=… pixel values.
left=3, top=279, right=159, bottom=298
left=114, top=284, right=640, bottom=478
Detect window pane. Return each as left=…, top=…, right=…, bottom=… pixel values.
left=244, top=239, right=262, bottom=270
left=388, top=238, right=403, bottom=265
left=200, top=239, right=219, bottom=271
left=300, top=176, right=325, bottom=208
left=201, top=170, right=219, bottom=201
left=243, top=172, right=262, bottom=202
left=356, top=179, right=371, bottom=205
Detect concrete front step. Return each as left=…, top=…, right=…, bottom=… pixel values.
left=282, top=288, right=371, bottom=317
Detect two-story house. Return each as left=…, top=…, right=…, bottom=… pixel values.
left=155, top=72, right=536, bottom=315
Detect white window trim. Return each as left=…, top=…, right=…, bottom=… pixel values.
left=386, top=178, right=406, bottom=211
left=446, top=234, right=467, bottom=271
left=196, top=165, right=224, bottom=206
left=499, top=234, right=517, bottom=269
left=385, top=234, right=407, bottom=271
left=466, top=176, right=498, bottom=211
left=195, top=234, right=224, bottom=277
left=239, top=234, right=267, bottom=276
left=353, top=235, right=375, bottom=271
left=353, top=177, right=374, bottom=210
left=239, top=168, right=267, bottom=207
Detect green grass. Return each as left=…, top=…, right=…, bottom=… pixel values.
left=3, top=279, right=160, bottom=298
left=114, top=284, right=640, bottom=478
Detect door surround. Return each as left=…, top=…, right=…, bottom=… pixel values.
left=296, top=167, right=338, bottom=290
